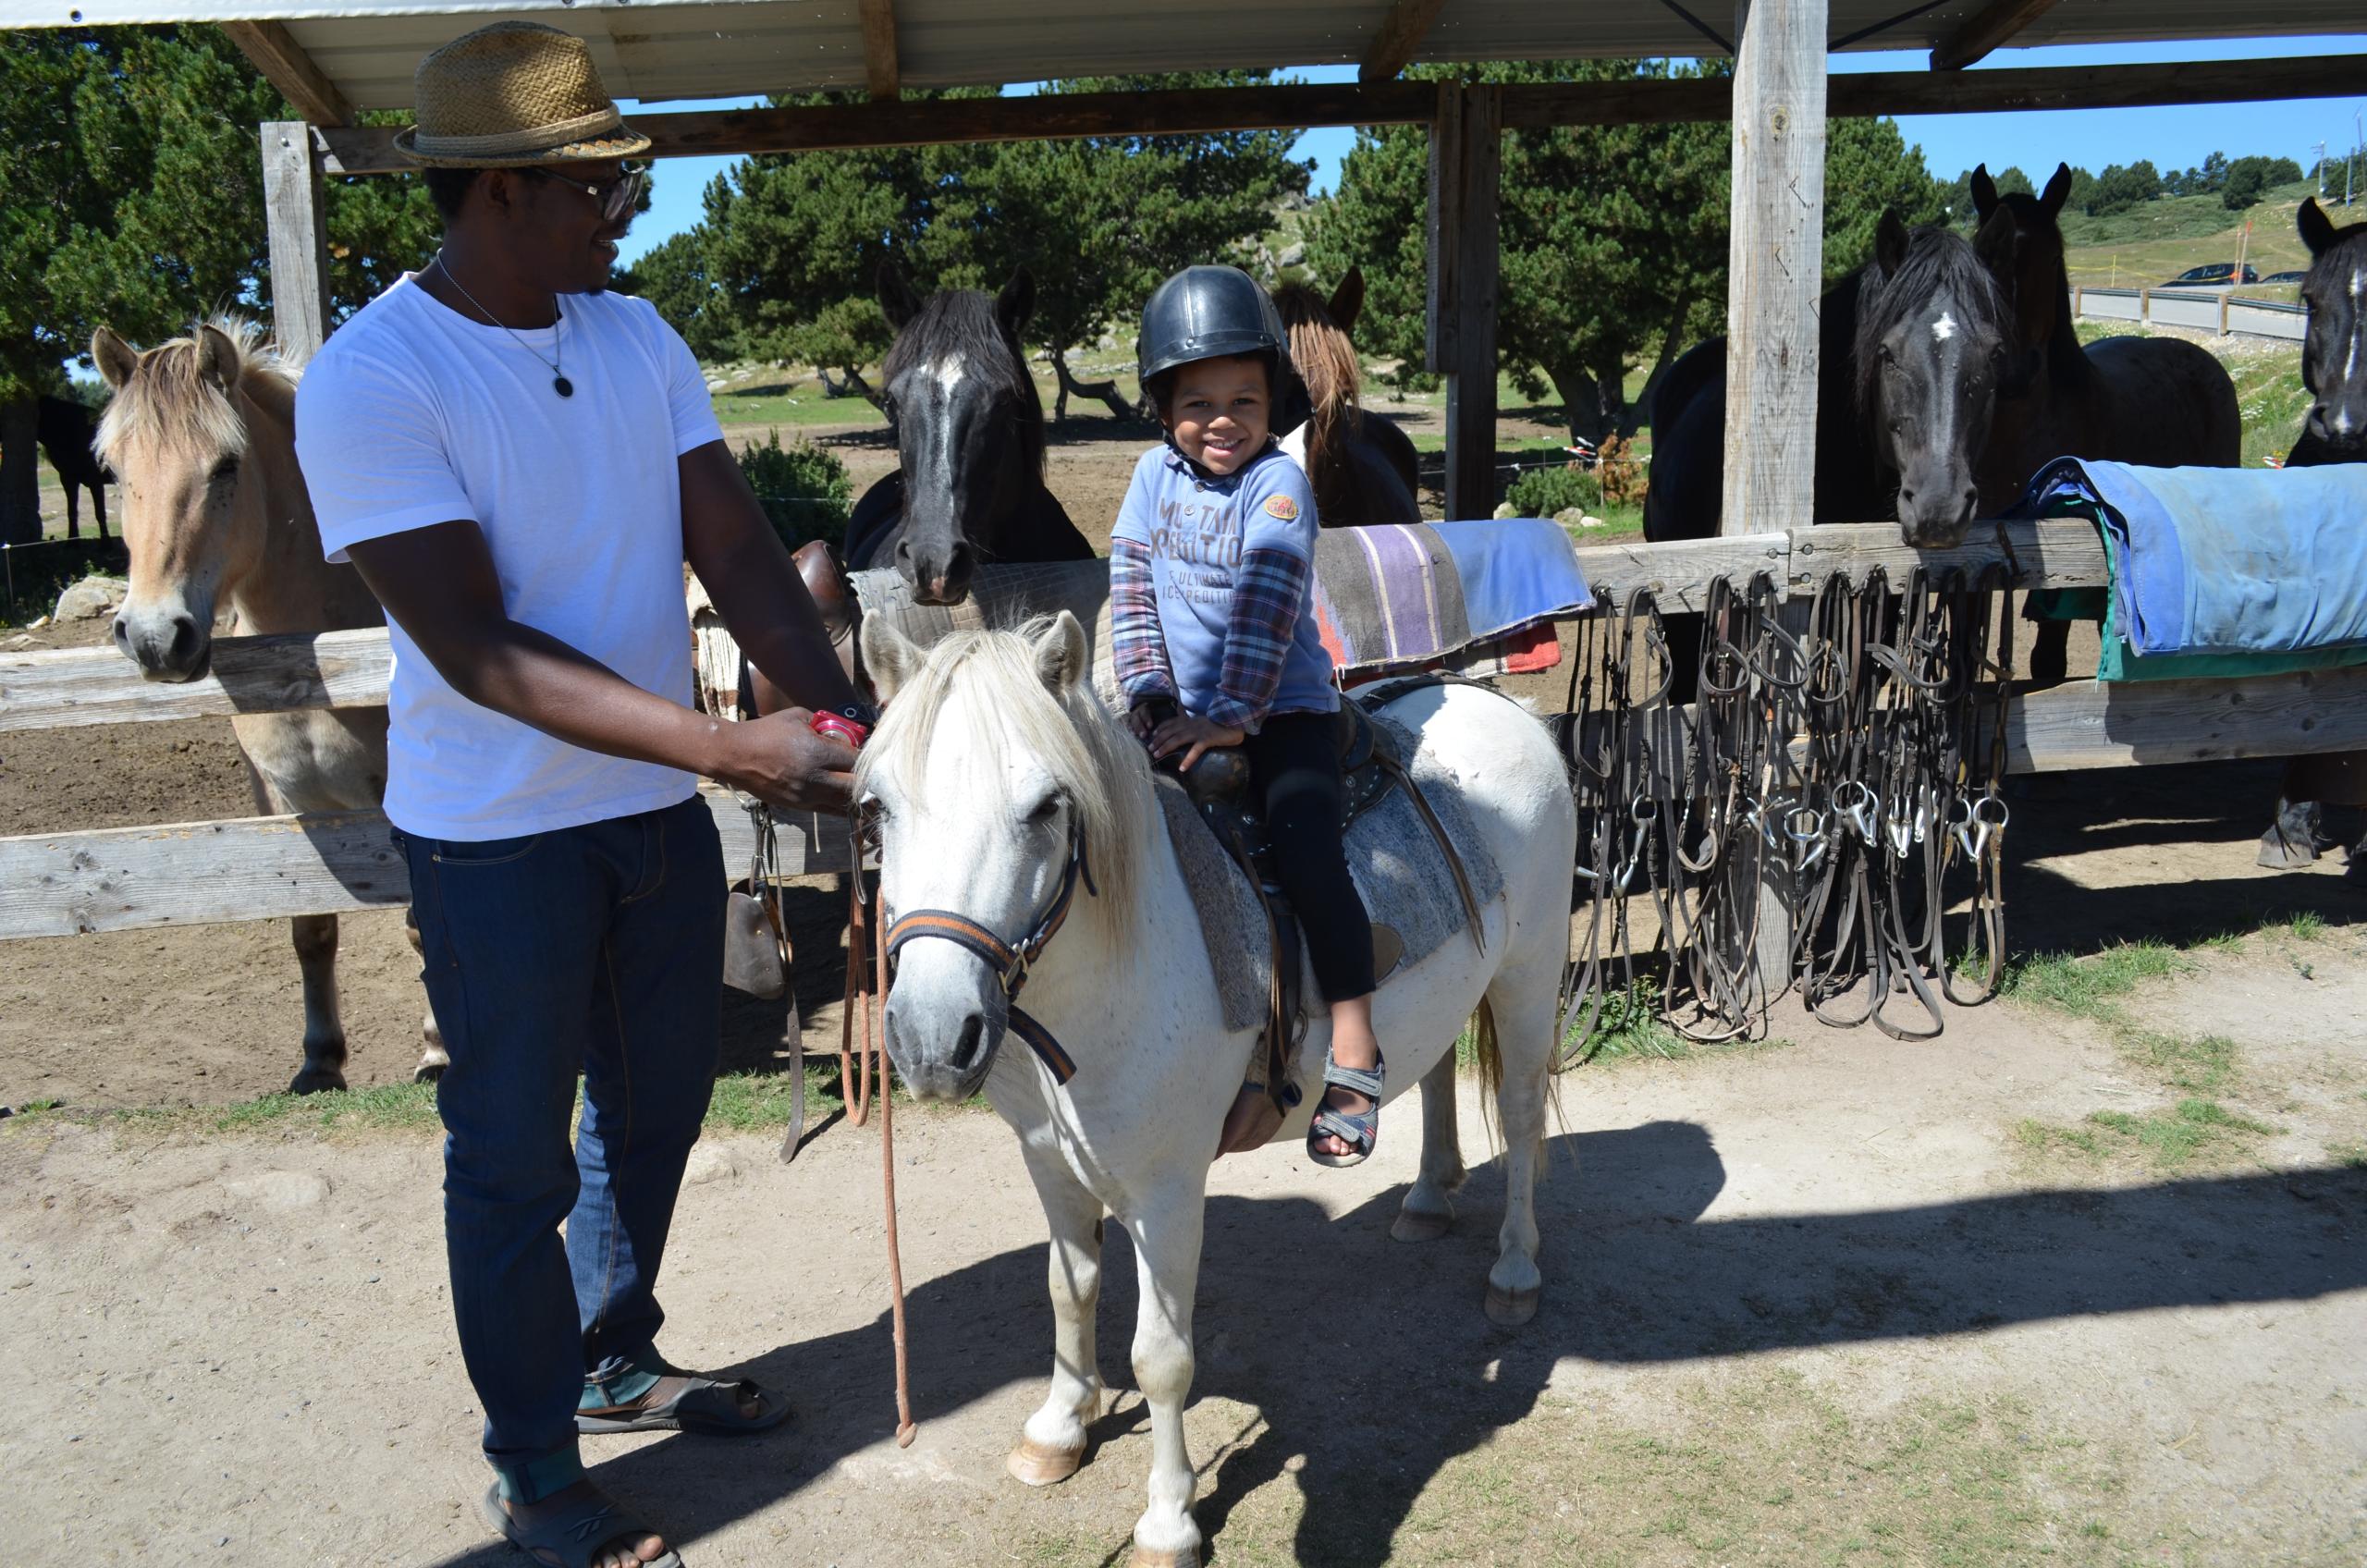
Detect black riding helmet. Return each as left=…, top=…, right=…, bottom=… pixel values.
left=1135, top=264, right=1293, bottom=406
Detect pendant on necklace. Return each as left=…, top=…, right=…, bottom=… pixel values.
left=553, top=374, right=574, bottom=398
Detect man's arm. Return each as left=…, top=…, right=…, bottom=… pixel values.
left=676, top=439, right=867, bottom=720
left=343, top=519, right=856, bottom=813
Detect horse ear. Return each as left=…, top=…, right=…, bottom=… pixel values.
left=91, top=327, right=139, bottom=390
left=1973, top=202, right=2017, bottom=273
left=1032, top=610, right=1087, bottom=693
left=1969, top=164, right=1998, bottom=222
left=877, top=262, right=924, bottom=332
left=859, top=613, right=926, bottom=704
left=1874, top=209, right=1910, bottom=277
left=2040, top=163, right=2072, bottom=217
left=2299, top=197, right=2338, bottom=257
left=1329, top=267, right=1366, bottom=333
left=196, top=325, right=239, bottom=392
left=996, top=269, right=1036, bottom=340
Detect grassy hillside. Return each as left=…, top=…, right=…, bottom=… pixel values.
left=2060, top=180, right=2330, bottom=293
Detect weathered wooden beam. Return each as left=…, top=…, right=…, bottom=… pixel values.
left=1359, top=0, right=1449, bottom=83
left=221, top=20, right=351, bottom=128
left=0, top=626, right=390, bottom=732
left=1575, top=533, right=1795, bottom=615
left=1930, top=0, right=2063, bottom=72
left=1440, top=84, right=1503, bottom=526
left=858, top=0, right=900, bottom=103
left=1992, top=666, right=2367, bottom=775
left=1781, top=517, right=2104, bottom=593
left=0, top=791, right=852, bottom=940
left=261, top=121, right=334, bottom=361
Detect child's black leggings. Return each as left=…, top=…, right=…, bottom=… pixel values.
left=1243, top=709, right=1376, bottom=1003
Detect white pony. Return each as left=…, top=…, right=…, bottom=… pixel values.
left=856, top=612, right=1576, bottom=1568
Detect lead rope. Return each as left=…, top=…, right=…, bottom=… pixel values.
left=843, top=829, right=918, bottom=1447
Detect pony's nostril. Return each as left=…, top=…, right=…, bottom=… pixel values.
left=1899, top=486, right=1918, bottom=505
left=948, top=1012, right=986, bottom=1073
left=168, top=615, right=200, bottom=666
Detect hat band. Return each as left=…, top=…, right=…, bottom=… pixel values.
left=407, top=104, right=625, bottom=159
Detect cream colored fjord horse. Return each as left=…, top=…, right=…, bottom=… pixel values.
left=92, top=319, right=443, bottom=1091
left=854, top=612, right=1576, bottom=1568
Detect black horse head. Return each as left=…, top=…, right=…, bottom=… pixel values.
left=1855, top=211, right=2017, bottom=547
left=2297, top=198, right=2367, bottom=460
left=875, top=264, right=1045, bottom=604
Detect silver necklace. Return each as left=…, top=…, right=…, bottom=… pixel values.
left=436, top=255, right=571, bottom=398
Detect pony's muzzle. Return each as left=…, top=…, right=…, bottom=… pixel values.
left=881, top=948, right=1006, bottom=1101
left=1895, top=479, right=1981, bottom=549
left=112, top=600, right=212, bottom=682
left=895, top=535, right=974, bottom=606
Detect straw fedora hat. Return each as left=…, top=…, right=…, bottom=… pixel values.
left=395, top=21, right=651, bottom=167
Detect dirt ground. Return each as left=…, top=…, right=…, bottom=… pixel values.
left=5, top=433, right=2365, bottom=1563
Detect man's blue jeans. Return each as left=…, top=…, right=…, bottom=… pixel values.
left=400, top=793, right=725, bottom=1502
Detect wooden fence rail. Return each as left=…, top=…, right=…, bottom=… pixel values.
left=6, top=519, right=2362, bottom=940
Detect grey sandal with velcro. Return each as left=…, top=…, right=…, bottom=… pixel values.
left=1306, top=1049, right=1384, bottom=1169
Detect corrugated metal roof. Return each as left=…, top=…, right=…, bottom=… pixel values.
left=20, top=1, right=2366, bottom=113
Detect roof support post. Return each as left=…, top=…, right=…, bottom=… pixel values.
left=262, top=122, right=333, bottom=361
left=1426, top=81, right=1502, bottom=524
left=1723, top=0, right=1827, bottom=1016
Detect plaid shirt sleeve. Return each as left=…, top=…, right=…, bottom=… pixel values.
left=1207, top=546, right=1312, bottom=734
left=1110, top=537, right=1177, bottom=706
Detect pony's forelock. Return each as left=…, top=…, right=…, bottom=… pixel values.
left=93, top=315, right=299, bottom=472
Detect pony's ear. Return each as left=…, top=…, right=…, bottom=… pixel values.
left=1873, top=209, right=1910, bottom=277
left=1329, top=267, right=1367, bottom=333
left=2299, top=196, right=2338, bottom=257
left=996, top=269, right=1036, bottom=340
left=2040, top=163, right=2072, bottom=217
left=859, top=614, right=926, bottom=704
left=196, top=325, right=239, bottom=392
left=1969, top=164, right=1998, bottom=222
left=877, top=262, right=924, bottom=332
left=1032, top=610, right=1087, bottom=692
left=1973, top=202, right=2017, bottom=274
left=91, top=327, right=139, bottom=389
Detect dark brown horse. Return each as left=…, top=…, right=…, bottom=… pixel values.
left=1271, top=269, right=1423, bottom=526
left=2262, top=198, right=2367, bottom=876
left=1967, top=163, right=2242, bottom=686
left=38, top=395, right=109, bottom=539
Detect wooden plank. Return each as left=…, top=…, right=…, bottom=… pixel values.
left=261, top=121, right=333, bottom=361
left=0, top=626, right=392, bottom=732
left=1359, top=0, right=1449, bottom=83
left=1441, top=84, right=1503, bottom=526
left=313, top=56, right=2367, bottom=175
left=1423, top=80, right=1461, bottom=376
left=0, top=791, right=853, bottom=941
left=1575, top=533, right=1793, bottom=615
left=1993, top=667, right=2367, bottom=775
left=1784, top=518, right=2105, bottom=592
left=858, top=0, right=899, bottom=103
left=1929, top=0, right=2064, bottom=71
left=222, top=20, right=352, bottom=127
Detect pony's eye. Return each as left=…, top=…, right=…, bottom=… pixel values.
left=210, top=456, right=239, bottom=482
left=1024, top=794, right=1061, bottom=827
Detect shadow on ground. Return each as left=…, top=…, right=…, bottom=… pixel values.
left=425, top=1114, right=2364, bottom=1567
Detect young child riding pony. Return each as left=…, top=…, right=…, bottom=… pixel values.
left=1110, top=264, right=1384, bottom=1166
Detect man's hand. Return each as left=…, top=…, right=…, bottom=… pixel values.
left=716, top=707, right=859, bottom=815
left=1149, top=714, right=1245, bottom=774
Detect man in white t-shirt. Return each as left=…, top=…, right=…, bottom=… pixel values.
left=294, top=25, right=865, bottom=1568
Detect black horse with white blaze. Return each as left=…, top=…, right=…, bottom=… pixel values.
left=843, top=265, right=1093, bottom=606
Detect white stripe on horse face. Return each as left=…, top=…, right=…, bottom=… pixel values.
left=929, top=354, right=967, bottom=398
left=1932, top=312, right=1956, bottom=342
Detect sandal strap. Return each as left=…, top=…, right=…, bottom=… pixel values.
left=1320, top=1058, right=1384, bottom=1101
left=1309, top=1104, right=1378, bottom=1152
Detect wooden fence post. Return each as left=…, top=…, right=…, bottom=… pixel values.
left=1427, top=82, right=1502, bottom=523
left=262, top=121, right=333, bottom=361
left=1723, top=0, right=1828, bottom=1012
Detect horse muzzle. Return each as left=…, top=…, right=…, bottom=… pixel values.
left=893, top=533, right=975, bottom=606
left=112, top=600, right=213, bottom=683
left=880, top=956, right=1008, bottom=1102
left=1894, top=477, right=1981, bottom=550
left=2304, top=397, right=2366, bottom=455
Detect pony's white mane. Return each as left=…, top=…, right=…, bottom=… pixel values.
left=856, top=619, right=1151, bottom=924
left=94, top=314, right=300, bottom=471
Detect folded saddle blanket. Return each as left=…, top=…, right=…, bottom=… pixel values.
left=1154, top=701, right=1507, bottom=1037
left=2014, top=457, right=2367, bottom=682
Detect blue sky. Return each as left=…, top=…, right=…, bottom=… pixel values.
left=616, top=36, right=2367, bottom=268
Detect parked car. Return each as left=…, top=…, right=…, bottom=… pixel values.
left=2260, top=269, right=2309, bottom=285
left=2158, top=263, right=2259, bottom=287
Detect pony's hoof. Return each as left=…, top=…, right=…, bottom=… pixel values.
left=288, top=1066, right=347, bottom=1096
left=1007, top=1437, right=1085, bottom=1487
left=1128, top=1546, right=1199, bottom=1568
left=1391, top=1209, right=1452, bottom=1243
left=1484, top=1282, right=1539, bottom=1327
left=411, top=1053, right=448, bottom=1084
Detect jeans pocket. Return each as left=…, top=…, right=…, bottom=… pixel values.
left=429, top=832, right=544, bottom=867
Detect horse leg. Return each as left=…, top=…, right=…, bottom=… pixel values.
left=1122, top=1190, right=1208, bottom=1568
left=91, top=481, right=105, bottom=541
left=288, top=913, right=350, bottom=1094
left=406, top=909, right=449, bottom=1082
left=1009, top=1149, right=1107, bottom=1486
left=1390, top=1047, right=1466, bottom=1243
left=2029, top=617, right=2070, bottom=690
left=63, top=482, right=78, bottom=542
left=1482, top=955, right=1560, bottom=1328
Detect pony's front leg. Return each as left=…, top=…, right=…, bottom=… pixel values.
left=1010, top=1148, right=1106, bottom=1486
left=1122, top=1190, right=1208, bottom=1568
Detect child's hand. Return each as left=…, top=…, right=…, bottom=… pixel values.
left=1150, top=715, right=1245, bottom=773
left=1126, top=704, right=1161, bottom=742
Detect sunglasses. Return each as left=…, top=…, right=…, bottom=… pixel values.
left=525, top=163, right=644, bottom=225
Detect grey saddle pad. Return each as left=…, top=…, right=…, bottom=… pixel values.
left=1156, top=709, right=1504, bottom=1034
